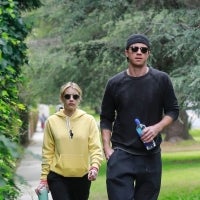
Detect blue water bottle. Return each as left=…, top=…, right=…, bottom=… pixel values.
left=134, top=118, right=156, bottom=150
left=38, top=187, right=49, bottom=200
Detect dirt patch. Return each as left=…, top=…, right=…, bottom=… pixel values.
left=161, top=141, right=200, bottom=152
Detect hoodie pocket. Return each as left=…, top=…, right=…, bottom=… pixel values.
left=55, top=154, right=88, bottom=177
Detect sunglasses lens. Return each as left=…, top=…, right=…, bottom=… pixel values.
left=64, top=94, right=79, bottom=100
left=141, top=47, right=148, bottom=53
left=73, top=95, right=79, bottom=100
left=131, top=47, right=139, bottom=52
left=130, top=47, right=148, bottom=54
left=64, top=94, right=70, bottom=99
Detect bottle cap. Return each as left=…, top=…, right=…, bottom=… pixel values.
left=134, top=118, right=140, bottom=125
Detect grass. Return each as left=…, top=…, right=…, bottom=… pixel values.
left=160, top=151, right=200, bottom=200
left=49, top=106, right=200, bottom=199
left=89, top=129, right=200, bottom=200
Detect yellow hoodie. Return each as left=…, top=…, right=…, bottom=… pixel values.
left=40, top=109, right=103, bottom=179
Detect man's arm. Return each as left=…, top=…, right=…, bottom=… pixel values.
left=101, top=129, right=114, bottom=160
left=141, top=115, right=174, bottom=143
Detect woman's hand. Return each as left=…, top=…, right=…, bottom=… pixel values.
left=88, top=167, right=98, bottom=181
left=35, top=180, right=49, bottom=195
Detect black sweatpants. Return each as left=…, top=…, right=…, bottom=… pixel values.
left=107, top=149, right=162, bottom=200
left=47, top=171, right=91, bottom=200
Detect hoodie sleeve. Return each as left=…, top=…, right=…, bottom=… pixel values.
left=40, top=119, right=55, bottom=180
left=88, top=117, right=104, bottom=169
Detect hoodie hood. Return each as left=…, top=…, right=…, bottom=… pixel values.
left=55, top=108, right=86, bottom=119
left=54, top=109, right=87, bottom=139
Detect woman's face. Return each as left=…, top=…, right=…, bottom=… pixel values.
left=62, top=87, right=80, bottom=112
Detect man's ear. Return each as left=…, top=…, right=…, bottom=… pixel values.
left=125, top=49, right=129, bottom=59
left=125, top=49, right=130, bottom=62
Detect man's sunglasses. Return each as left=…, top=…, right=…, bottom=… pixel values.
left=130, top=46, right=149, bottom=54
left=64, top=94, right=80, bottom=100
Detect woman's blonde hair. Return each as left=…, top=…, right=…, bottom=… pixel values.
left=60, top=82, right=82, bottom=102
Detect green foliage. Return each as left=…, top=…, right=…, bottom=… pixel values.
left=0, top=0, right=27, bottom=198
left=23, top=0, right=200, bottom=113
left=0, top=0, right=41, bottom=198
left=0, top=1, right=29, bottom=70
left=171, top=65, right=200, bottom=110
left=0, top=135, right=22, bottom=200
left=0, top=0, right=28, bottom=140
left=146, top=9, right=200, bottom=111
left=16, top=0, right=42, bottom=10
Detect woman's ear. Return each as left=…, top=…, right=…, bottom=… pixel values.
left=60, top=95, right=64, bottom=104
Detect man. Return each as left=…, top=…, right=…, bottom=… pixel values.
left=100, top=34, right=179, bottom=200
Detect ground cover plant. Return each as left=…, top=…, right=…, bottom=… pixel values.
left=89, top=129, right=200, bottom=200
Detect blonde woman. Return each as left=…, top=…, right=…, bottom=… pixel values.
left=36, top=82, right=103, bottom=200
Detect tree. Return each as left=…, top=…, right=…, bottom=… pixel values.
left=23, top=0, right=200, bottom=140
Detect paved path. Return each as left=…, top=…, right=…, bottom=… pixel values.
left=16, top=123, right=53, bottom=200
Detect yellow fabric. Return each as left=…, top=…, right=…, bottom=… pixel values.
left=40, top=109, right=103, bottom=179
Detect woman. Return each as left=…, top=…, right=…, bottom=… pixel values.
left=36, top=82, right=103, bottom=200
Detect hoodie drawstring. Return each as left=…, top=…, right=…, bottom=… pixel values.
left=66, top=117, right=73, bottom=139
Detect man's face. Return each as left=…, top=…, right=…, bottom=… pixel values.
left=125, top=43, right=150, bottom=67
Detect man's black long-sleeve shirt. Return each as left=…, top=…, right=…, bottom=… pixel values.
left=100, top=67, right=179, bottom=155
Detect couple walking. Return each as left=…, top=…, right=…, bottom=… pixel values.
left=35, top=34, right=179, bottom=200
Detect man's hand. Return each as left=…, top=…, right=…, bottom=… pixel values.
left=104, top=147, right=114, bottom=161
left=141, top=116, right=173, bottom=143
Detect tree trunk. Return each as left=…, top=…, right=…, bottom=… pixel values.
left=163, top=110, right=193, bottom=142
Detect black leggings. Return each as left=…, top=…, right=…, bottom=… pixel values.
left=47, top=171, right=91, bottom=200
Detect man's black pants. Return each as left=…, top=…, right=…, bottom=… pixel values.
left=106, top=149, right=162, bottom=200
